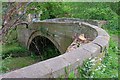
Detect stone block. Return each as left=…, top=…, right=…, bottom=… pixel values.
left=62, top=47, right=91, bottom=71
left=82, top=43, right=101, bottom=57
left=97, top=29, right=110, bottom=37
left=41, top=55, right=70, bottom=78
left=92, top=36, right=110, bottom=51
left=1, top=62, right=52, bottom=78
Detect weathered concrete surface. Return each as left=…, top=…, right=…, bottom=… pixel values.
left=0, top=18, right=110, bottom=78
left=17, top=18, right=98, bottom=54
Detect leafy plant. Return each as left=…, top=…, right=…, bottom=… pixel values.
left=78, top=39, right=118, bottom=78
left=68, top=71, right=75, bottom=78
left=27, top=2, right=71, bottom=20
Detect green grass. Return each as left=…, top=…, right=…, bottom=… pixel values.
left=0, top=56, right=40, bottom=73
left=0, top=42, right=41, bottom=73
left=90, top=38, right=118, bottom=78
left=1, top=43, right=30, bottom=58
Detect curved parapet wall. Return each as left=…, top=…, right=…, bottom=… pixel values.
left=0, top=18, right=110, bottom=78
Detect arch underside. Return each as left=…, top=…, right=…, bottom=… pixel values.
left=27, top=31, right=62, bottom=61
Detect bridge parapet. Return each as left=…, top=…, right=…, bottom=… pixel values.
left=0, top=18, right=110, bottom=78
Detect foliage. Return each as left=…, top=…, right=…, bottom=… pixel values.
left=1, top=43, right=29, bottom=59
left=30, top=40, right=60, bottom=61
left=76, top=38, right=118, bottom=78
left=27, top=2, right=71, bottom=20
left=68, top=71, right=75, bottom=78
left=69, top=2, right=119, bottom=33
left=4, top=29, right=18, bottom=44
left=109, top=2, right=119, bottom=16
left=0, top=42, right=41, bottom=73
left=91, top=39, right=118, bottom=78
left=41, top=46, right=60, bottom=61
left=78, top=59, right=93, bottom=78
left=1, top=2, right=31, bottom=44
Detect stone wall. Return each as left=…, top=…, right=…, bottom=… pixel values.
left=18, top=18, right=98, bottom=54
left=0, top=18, right=110, bottom=78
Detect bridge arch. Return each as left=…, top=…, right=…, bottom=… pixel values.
left=0, top=18, right=110, bottom=78
left=27, top=30, right=63, bottom=55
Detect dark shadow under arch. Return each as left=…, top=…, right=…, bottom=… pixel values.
left=29, top=36, right=61, bottom=61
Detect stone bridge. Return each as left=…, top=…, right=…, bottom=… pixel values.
left=0, top=18, right=110, bottom=78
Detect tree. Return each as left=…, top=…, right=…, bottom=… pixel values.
left=1, top=2, right=71, bottom=44
left=1, top=2, right=31, bottom=44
